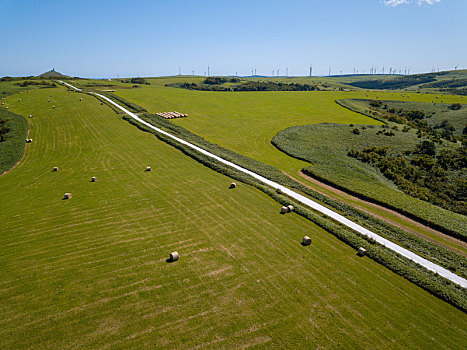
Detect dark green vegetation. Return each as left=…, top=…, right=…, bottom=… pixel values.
left=120, top=77, right=150, bottom=85
left=119, top=110, right=467, bottom=311
left=0, top=108, right=28, bottom=174
left=348, top=142, right=466, bottom=215
left=338, top=99, right=466, bottom=214
left=3, top=86, right=466, bottom=348
left=174, top=80, right=323, bottom=92
left=340, top=98, right=466, bottom=138
left=272, top=123, right=466, bottom=239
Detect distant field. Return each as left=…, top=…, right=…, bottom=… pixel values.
left=1, top=86, right=466, bottom=348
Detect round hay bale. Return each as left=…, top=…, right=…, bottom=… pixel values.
left=80, top=98, right=83, bottom=101
left=170, top=251, right=179, bottom=261
left=53, top=167, right=58, bottom=171
left=302, top=236, right=311, bottom=246
left=229, top=182, right=236, bottom=189
left=64, top=193, right=72, bottom=199
left=357, top=247, right=367, bottom=256
left=281, top=206, right=289, bottom=214
left=52, top=105, right=55, bottom=108
left=146, top=166, right=151, bottom=171
left=91, top=176, right=97, bottom=182
left=28, top=114, right=33, bottom=118
left=287, top=205, right=294, bottom=212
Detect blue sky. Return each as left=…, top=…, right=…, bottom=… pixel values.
left=0, top=0, right=466, bottom=77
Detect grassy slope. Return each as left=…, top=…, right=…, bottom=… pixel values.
left=339, top=98, right=466, bottom=135
left=272, top=123, right=466, bottom=237
left=1, top=88, right=466, bottom=348
left=0, top=107, right=28, bottom=174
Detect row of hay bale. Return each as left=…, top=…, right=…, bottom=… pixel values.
left=156, top=111, right=188, bottom=119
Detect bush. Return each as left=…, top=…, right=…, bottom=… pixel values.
left=0, top=109, right=28, bottom=174
left=449, top=103, right=462, bottom=110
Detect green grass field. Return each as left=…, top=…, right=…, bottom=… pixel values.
left=1, top=85, right=466, bottom=348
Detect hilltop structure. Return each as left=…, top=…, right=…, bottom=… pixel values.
left=38, top=68, right=68, bottom=78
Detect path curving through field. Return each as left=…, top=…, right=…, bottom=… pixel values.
left=59, top=81, right=467, bottom=289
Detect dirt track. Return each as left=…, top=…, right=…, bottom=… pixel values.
left=290, top=170, right=467, bottom=257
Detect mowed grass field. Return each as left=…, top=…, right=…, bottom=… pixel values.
left=1, top=86, right=466, bottom=348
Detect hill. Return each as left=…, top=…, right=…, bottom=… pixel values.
left=38, top=68, right=69, bottom=78
left=345, top=70, right=467, bottom=95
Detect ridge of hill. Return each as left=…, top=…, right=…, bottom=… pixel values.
left=38, top=68, right=68, bottom=78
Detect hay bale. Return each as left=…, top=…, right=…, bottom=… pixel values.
left=302, top=236, right=311, bottom=246
left=287, top=205, right=294, bottom=212
left=80, top=98, right=83, bottom=101
left=18, top=99, right=21, bottom=101
left=281, top=206, right=289, bottom=214
left=146, top=166, right=151, bottom=171
left=52, top=105, right=56, bottom=108
left=170, top=251, right=179, bottom=261
left=229, top=182, right=236, bottom=189
left=26, top=139, right=32, bottom=143
left=28, top=114, right=33, bottom=118
left=357, top=247, right=367, bottom=256
left=53, top=167, right=58, bottom=171
left=91, top=176, right=97, bottom=182
left=64, top=193, right=72, bottom=199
